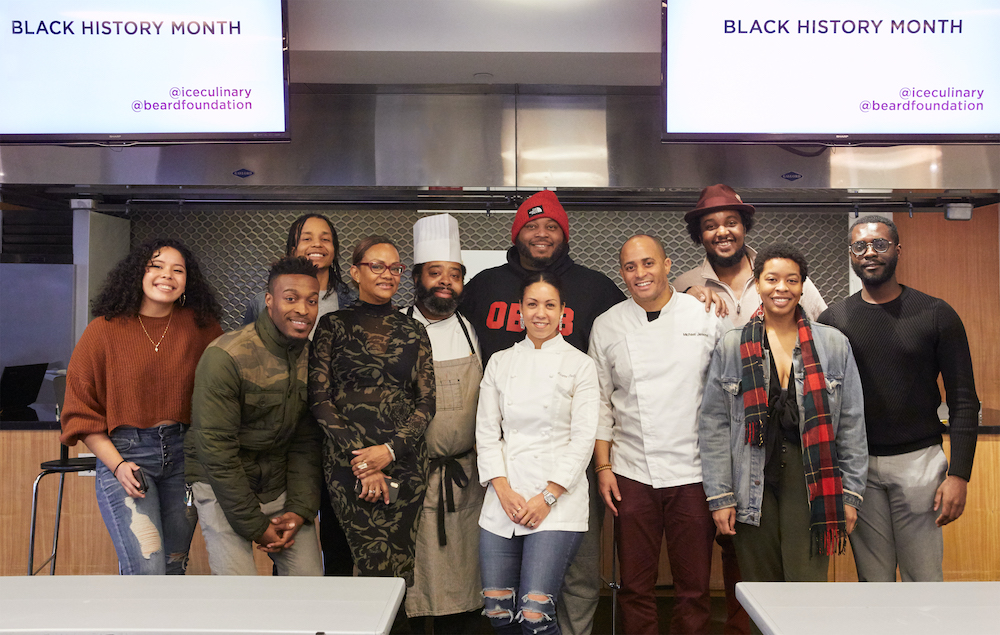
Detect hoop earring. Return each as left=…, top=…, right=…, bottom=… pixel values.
left=179, top=293, right=186, bottom=307
left=560, top=320, right=565, bottom=331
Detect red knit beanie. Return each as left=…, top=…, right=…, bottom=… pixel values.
left=511, top=190, right=570, bottom=244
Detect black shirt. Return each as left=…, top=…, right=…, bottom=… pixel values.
left=818, top=286, right=978, bottom=480
left=460, top=247, right=625, bottom=363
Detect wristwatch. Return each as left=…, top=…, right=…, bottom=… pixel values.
left=542, top=489, right=557, bottom=507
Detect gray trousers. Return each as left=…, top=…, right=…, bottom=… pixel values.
left=192, top=482, right=323, bottom=576
left=850, top=445, right=948, bottom=582
left=555, top=469, right=603, bottom=635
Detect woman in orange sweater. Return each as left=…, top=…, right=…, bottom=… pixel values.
left=61, top=238, right=223, bottom=575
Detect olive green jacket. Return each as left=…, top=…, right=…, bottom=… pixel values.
left=187, top=311, right=322, bottom=542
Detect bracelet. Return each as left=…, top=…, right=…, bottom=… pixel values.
left=595, top=463, right=612, bottom=474
left=113, top=459, right=127, bottom=476
left=384, top=442, right=396, bottom=462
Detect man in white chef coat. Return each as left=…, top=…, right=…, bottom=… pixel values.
left=589, top=234, right=728, bottom=635
left=403, top=214, right=487, bottom=634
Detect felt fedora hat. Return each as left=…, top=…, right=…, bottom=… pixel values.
left=684, top=184, right=756, bottom=223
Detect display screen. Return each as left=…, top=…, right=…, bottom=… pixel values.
left=0, top=0, right=289, bottom=145
left=662, top=0, right=1000, bottom=144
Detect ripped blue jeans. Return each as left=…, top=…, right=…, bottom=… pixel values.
left=95, top=423, right=196, bottom=575
left=479, top=529, right=583, bottom=635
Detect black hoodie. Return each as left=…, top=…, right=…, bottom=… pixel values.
left=460, top=246, right=625, bottom=364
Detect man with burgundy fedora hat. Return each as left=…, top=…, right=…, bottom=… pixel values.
left=675, top=184, right=827, bottom=635
left=462, top=189, right=625, bottom=635
left=676, top=183, right=827, bottom=326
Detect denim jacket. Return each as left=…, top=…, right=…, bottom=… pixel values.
left=698, top=320, right=868, bottom=526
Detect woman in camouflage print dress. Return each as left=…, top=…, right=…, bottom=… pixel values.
left=309, top=236, right=435, bottom=585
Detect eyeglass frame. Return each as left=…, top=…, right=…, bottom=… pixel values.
left=849, top=238, right=894, bottom=257
left=357, top=261, right=406, bottom=276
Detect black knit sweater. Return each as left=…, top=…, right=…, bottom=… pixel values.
left=818, top=286, right=978, bottom=480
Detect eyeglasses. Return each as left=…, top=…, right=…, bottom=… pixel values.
left=849, top=238, right=893, bottom=256
left=359, top=261, right=406, bottom=276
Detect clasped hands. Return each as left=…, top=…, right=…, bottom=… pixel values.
left=352, top=444, right=394, bottom=504
left=493, top=478, right=561, bottom=530
left=256, top=511, right=305, bottom=553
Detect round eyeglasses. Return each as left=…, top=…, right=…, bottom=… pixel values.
left=849, top=238, right=893, bottom=257
left=359, top=261, right=406, bottom=276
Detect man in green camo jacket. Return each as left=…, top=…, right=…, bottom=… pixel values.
left=187, top=256, right=324, bottom=575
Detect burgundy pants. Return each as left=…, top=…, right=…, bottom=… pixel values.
left=615, top=477, right=715, bottom=635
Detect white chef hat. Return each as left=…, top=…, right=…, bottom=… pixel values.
left=413, top=214, right=463, bottom=265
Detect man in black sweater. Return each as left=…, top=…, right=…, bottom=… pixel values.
left=819, top=215, right=978, bottom=582
left=461, top=190, right=624, bottom=635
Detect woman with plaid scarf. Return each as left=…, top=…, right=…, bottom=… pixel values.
left=698, top=243, right=868, bottom=582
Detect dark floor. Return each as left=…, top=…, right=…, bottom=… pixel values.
left=592, top=592, right=732, bottom=635
left=408, top=593, right=733, bottom=634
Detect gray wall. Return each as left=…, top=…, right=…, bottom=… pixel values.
left=127, top=206, right=848, bottom=331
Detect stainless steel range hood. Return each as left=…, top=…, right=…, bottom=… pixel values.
left=2, top=87, right=998, bottom=212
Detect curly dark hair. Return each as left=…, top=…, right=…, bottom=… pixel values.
left=685, top=208, right=755, bottom=244
left=284, top=214, right=347, bottom=299
left=752, top=242, right=809, bottom=282
left=267, top=256, right=319, bottom=293
left=91, top=238, right=222, bottom=327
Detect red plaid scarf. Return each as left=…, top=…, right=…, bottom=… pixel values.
left=740, top=305, right=847, bottom=556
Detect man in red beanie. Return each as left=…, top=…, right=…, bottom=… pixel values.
left=463, top=190, right=624, bottom=365
left=461, top=189, right=625, bottom=635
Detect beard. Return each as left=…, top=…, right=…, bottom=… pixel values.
left=852, top=253, right=898, bottom=287
left=706, top=244, right=747, bottom=270
left=515, top=238, right=569, bottom=271
left=416, top=281, right=461, bottom=317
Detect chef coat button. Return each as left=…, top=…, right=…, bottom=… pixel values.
left=754, top=480, right=760, bottom=485
left=780, top=462, right=787, bottom=468
left=543, top=404, right=548, bottom=409
left=782, top=446, right=787, bottom=454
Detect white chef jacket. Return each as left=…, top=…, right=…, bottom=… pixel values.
left=476, top=334, right=600, bottom=537
left=589, top=292, right=728, bottom=489
left=404, top=307, right=481, bottom=362
left=673, top=245, right=827, bottom=327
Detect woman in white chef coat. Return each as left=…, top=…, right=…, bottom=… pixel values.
left=476, top=271, right=600, bottom=635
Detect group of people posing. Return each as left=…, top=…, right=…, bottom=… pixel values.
left=59, top=183, right=979, bottom=635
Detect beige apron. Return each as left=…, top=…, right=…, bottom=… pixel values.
left=406, top=317, right=486, bottom=618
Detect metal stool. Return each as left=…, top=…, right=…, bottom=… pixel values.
left=27, top=375, right=97, bottom=575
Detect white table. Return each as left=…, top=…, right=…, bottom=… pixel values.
left=0, top=575, right=404, bottom=635
left=736, top=581, right=1000, bottom=635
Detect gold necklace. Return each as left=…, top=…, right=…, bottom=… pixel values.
left=138, top=311, right=173, bottom=352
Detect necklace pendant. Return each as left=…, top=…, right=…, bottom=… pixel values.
left=154, top=345, right=159, bottom=352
